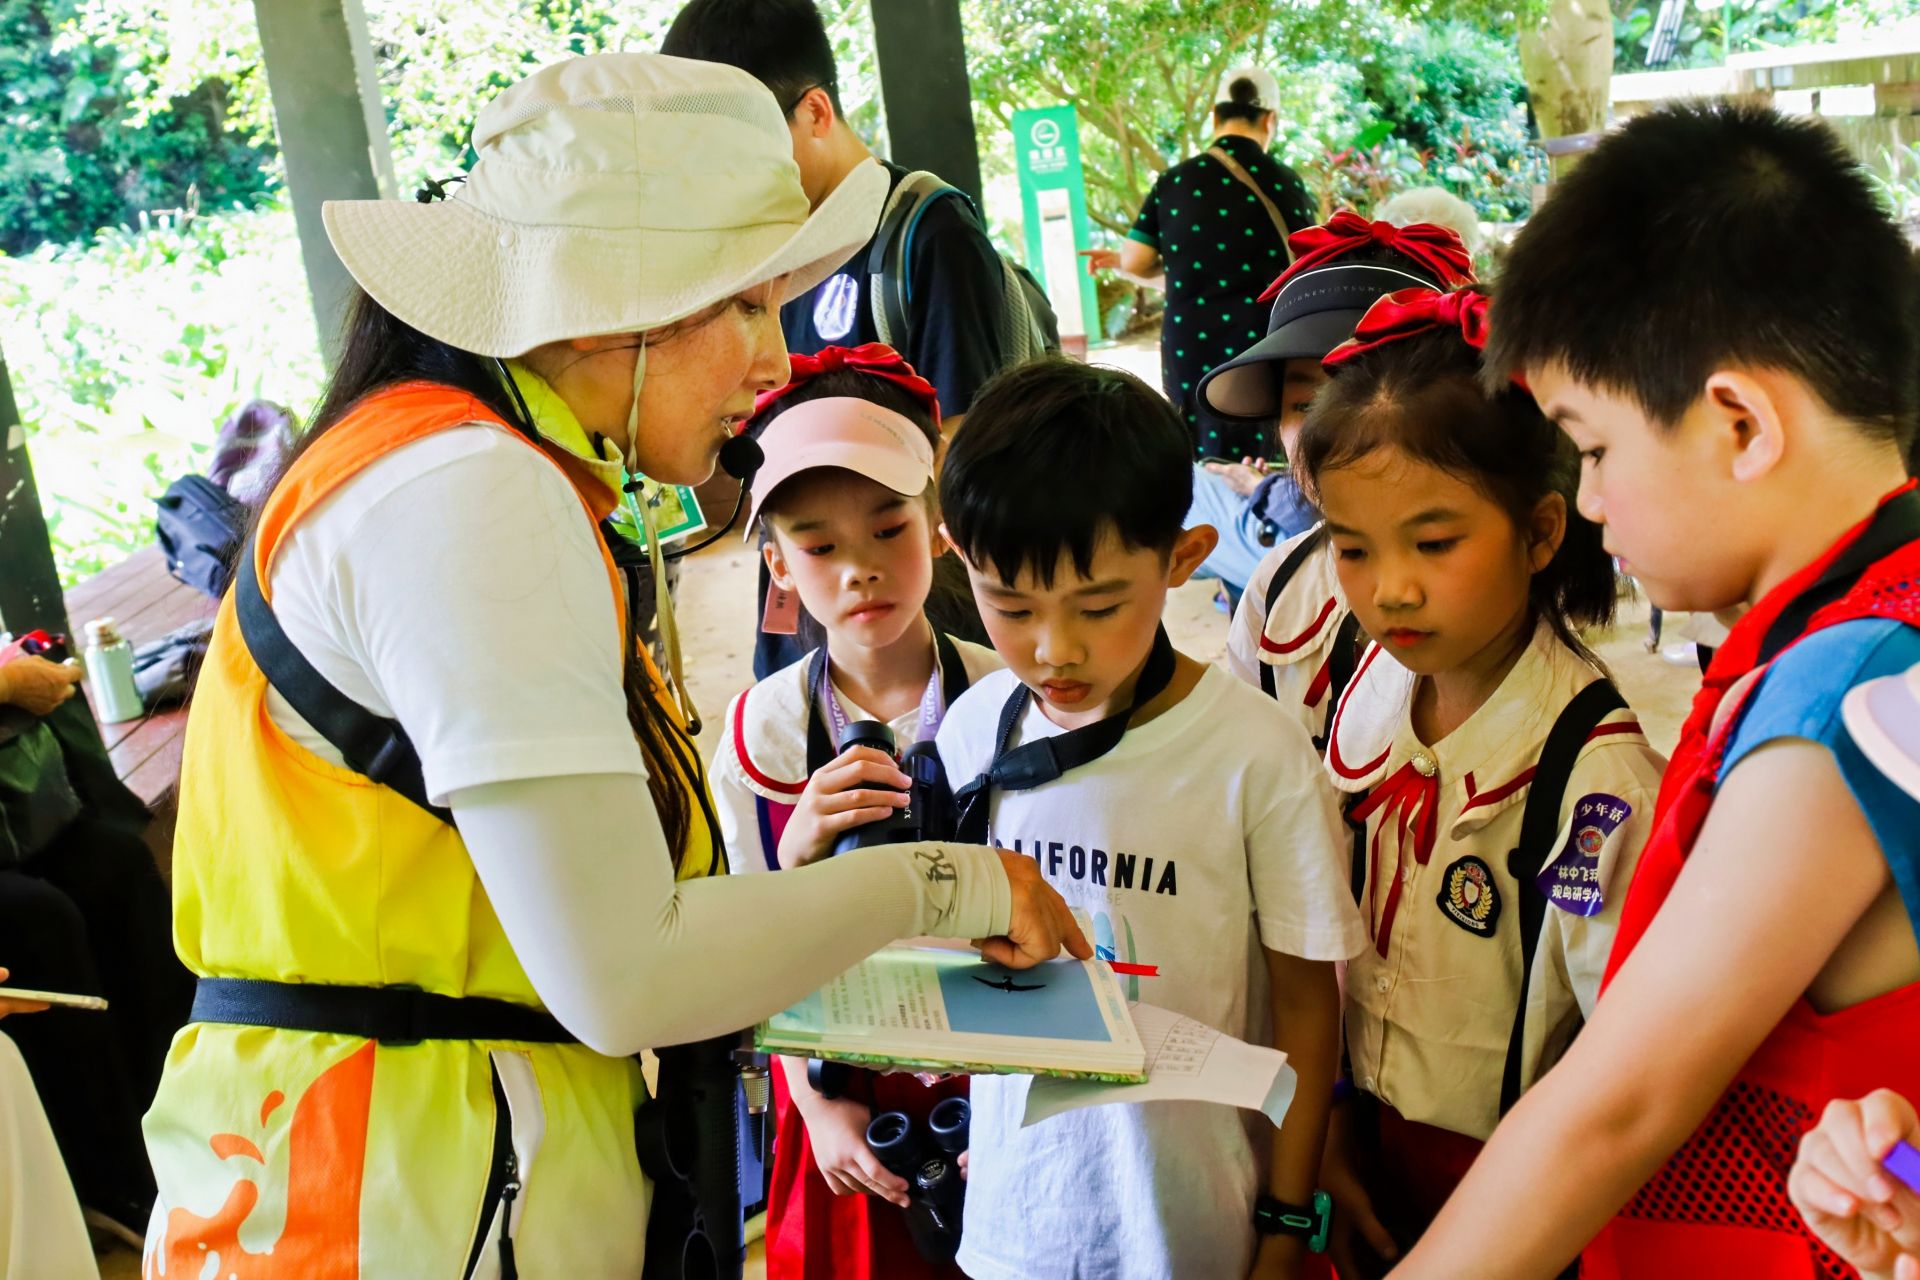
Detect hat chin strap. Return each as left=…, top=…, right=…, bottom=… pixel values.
left=620, top=342, right=703, bottom=735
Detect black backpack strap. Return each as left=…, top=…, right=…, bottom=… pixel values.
left=803, top=648, right=836, bottom=775
left=805, top=633, right=973, bottom=776
left=1499, top=677, right=1627, bottom=1115
left=1256, top=526, right=1329, bottom=700
left=233, top=536, right=451, bottom=825
left=1315, top=612, right=1366, bottom=752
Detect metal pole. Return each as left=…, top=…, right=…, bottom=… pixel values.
left=0, top=343, right=70, bottom=638
left=869, top=0, right=985, bottom=209
left=251, top=0, right=396, bottom=364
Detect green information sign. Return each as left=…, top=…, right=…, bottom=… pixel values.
left=1013, top=105, right=1101, bottom=350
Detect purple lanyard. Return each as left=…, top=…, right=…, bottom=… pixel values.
left=818, top=650, right=947, bottom=746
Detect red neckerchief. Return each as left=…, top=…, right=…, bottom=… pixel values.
left=1349, top=760, right=1440, bottom=957
left=1602, top=480, right=1920, bottom=988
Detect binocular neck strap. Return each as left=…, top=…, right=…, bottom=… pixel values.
left=952, top=628, right=1177, bottom=843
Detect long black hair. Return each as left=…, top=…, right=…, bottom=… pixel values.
left=1295, top=302, right=1617, bottom=663
left=281, top=288, right=698, bottom=868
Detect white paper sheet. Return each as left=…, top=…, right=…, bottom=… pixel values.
left=1020, top=1002, right=1298, bottom=1128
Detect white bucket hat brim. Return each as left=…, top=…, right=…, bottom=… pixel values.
left=321, top=54, right=888, bottom=358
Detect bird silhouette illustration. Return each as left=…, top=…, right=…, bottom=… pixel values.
left=973, top=975, right=1045, bottom=993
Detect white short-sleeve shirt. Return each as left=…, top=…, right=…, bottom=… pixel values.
left=937, top=664, right=1365, bottom=1280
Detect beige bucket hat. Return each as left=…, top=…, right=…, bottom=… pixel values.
left=323, top=52, right=888, bottom=357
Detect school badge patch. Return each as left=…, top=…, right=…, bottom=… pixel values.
left=1536, top=793, right=1631, bottom=917
left=1437, top=855, right=1501, bottom=936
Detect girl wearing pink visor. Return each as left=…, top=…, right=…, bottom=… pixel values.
left=711, top=344, right=1001, bottom=1280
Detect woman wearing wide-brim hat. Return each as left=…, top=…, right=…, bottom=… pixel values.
left=143, top=53, right=1085, bottom=1278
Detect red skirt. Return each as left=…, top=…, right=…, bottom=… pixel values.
left=764, top=1065, right=969, bottom=1280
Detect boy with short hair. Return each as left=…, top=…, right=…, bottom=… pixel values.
left=1398, top=102, right=1920, bottom=1278
left=934, top=358, right=1366, bottom=1280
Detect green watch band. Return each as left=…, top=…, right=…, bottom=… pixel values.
left=1253, top=1189, right=1332, bottom=1253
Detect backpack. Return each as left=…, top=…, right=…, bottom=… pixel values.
left=155, top=473, right=249, bottom=599
left=867, top=171, right=1060, bottom=368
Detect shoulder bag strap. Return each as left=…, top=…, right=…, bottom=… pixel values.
left=234, top=536, right=451, bottom=825
left=1207, top=145, right=1296, bottom=263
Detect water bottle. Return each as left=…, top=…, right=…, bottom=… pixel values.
left=83, top=617, right=144, bottom=723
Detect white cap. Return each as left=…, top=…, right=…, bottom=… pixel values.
left=1217, top=65, right=1280, bottom=114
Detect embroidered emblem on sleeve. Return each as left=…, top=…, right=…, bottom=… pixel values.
left=1537, top=792, right=1630, bottom=917
left=1437, top=855, right=1501, bottom=936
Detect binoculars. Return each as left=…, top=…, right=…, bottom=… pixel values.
left=865, top=1096, right=970, bottom=1262
left=830, top=719, right=956, bottom=856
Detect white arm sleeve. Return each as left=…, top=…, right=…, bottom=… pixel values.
left=451, top=772, right=1011, bottom=1056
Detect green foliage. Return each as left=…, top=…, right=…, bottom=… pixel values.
left=0, top=0, right=274, bottom=255
left=0, top=209, right=323, bottom=584
left=1866, top=140, right=1920, bottom=225
left=64, top=0, right=887, bottom=199
left=965, top=0, right=1374, bottom=236
left=1610, top=0, right=1920, bottom=72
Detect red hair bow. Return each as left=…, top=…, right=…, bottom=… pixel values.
left=1257, top=210, right=1476, bottom=303
left=1323, top=287, right=1528, bottom=390
left=751, top=343, right=943, bottom=427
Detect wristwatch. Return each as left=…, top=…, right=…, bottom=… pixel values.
left=1253, top=1190, right=1332, bottom=1253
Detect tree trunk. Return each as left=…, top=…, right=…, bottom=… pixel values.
left=1519, top=0, right=1613, bottom=180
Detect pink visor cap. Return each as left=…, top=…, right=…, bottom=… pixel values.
left=744, top=396, right=936, bottom=536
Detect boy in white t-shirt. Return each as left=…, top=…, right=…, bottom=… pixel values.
left=934, top=358, right=1367, bottom=1280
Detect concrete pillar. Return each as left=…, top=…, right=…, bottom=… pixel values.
left=251, top=0, right=396, bottom=363
left=869, top=0, right=984, bottom=209
left=0, top=344, right=70, bottom=638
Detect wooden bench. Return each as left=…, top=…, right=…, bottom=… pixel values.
left=61, top=546, right=215, bottom=870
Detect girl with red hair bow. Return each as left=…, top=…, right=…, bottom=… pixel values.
left=710, top=345, right=1002, bottom=1280
left=1290, top=289, right=1665, bottom=1278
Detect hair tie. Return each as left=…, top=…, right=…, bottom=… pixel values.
left=1323, top=287, right=1527, bottom=391
left=1258, top=211, right=1476, bottom=303
left=751, top=343, right=943, bottom=428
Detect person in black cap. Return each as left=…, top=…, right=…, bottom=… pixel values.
left=1209, top=215, right=1475, bottom=748
left=1186, top=214, right=1476, bottom=606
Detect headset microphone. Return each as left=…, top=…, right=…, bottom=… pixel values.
left=717, top=432, right=764, bottom=483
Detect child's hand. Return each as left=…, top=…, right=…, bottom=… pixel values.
left=1320, top=1101, right=1399, bottom=1280
left=1247, top=1232, right=1304, bottom=1280
left=801, top=1095, right=910, bottom=1207
left=1790, top=1090, right=1920, bottom=1280
left=777, top=746, right=911, bottom=869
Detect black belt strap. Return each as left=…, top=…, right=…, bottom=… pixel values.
left=1499, top=677, right=1627, bottom=1115
left=233, top=535, right=451, bottom=824
left=192, top=977, right=577, bottom=1046
left=952, top=628, right=1176, bottom=844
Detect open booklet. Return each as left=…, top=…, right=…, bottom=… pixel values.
left=755, top=942, right=1149, bottom=1083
